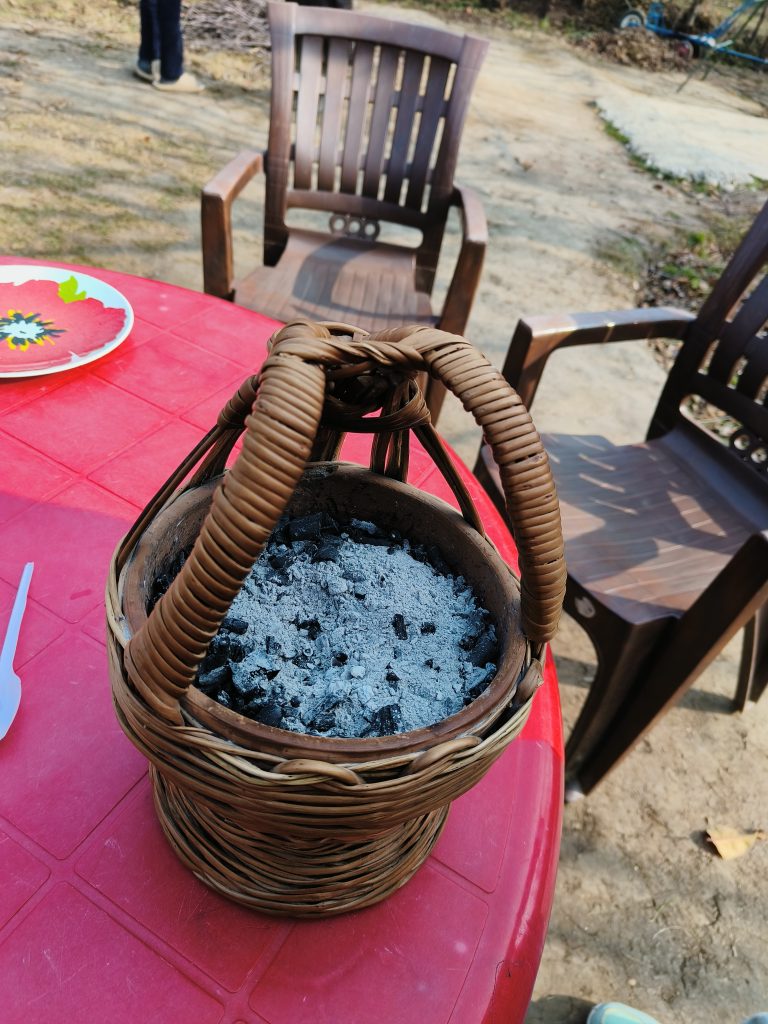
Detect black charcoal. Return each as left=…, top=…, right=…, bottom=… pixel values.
left=367, top=704, right=402, bottom=736
left=288, top=513, right=325, bottom=541
left=469, top=627, right=498, bottom=668
left=257, top=703, right=284, bottom=728
left=313, top=539, right=340, bottom=563
left=392, top=614, right=408, bottom=640
left=222, top=615, right=249, bottom=635
left=197, top=664, right=232, bottom=694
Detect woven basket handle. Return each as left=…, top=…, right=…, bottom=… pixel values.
left=125, top=321, right=565, bottom=723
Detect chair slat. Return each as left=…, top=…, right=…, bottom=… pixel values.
left=695, top=370, right=768, bottom=442
left=340, top=41, right=375, bottom=193
left=363, top=47, right=400, bottom=199
left=406, top=58, right=450, bottom=210
left=384, top=51, right=425, bottom=205
left=708, top=278, right=768, bottom=383
left=294, top=35, right=324, bottom=191
left=318, top=37, right=351, bottom=192
left=736, top=339, right=768, bottom=401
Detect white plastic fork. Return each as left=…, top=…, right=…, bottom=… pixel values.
left=0, top=562, right=34, bottom=740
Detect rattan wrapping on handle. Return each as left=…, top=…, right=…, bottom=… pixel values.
left=125, top=320, right=565, bottom=722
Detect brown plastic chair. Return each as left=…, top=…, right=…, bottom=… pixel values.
left=201, top=1, right=488, bottom=417
left=474, top=199, right=768, bottom=797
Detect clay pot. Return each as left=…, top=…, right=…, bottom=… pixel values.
left=120, top=462, right=527, bottom=763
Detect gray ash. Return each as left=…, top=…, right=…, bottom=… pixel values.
left=170, top=513, right=498, bottom=738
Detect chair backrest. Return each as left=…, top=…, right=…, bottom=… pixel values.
left=650, top=201, right=768, bottom=474
left=264, top=1, right=488, bottom=292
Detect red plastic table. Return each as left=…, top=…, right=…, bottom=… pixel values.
left=0, top=259, right=563, bottom=1024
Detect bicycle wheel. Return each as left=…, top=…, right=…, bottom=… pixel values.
left=619, top=9, right=646, bottom=28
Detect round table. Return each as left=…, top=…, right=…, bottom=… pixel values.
left=0, top=259, right=563, bottom=1024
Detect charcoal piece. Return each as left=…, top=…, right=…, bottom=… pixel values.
left=222, top=615, right=249, bottom=635
left=288, top=512, right=325, bottom=541
left=215, top=689, right=233, bottom=708
left=268, top=551, right=290, bottom=570
left=469, top=628, right=498, bottom=668
left=298, top=618, right=322, bottom=641
left=265, top=668, right=281, bottom=681
left=293, top=652, right=312, bottom=669
left=227, top=639, right=247, bottom=663
left=310, top=710, right=337, bottom=733
left=256, top=703, right=283, bottom=728
left=468, top=677, right=491, bottom=701
left=269, top=515, right=290, bottom=546
left=368, top=704, right=403, bottom=736
left=332, top=652, right=348, bottom=666
left=427, top=545, right=451, bottom=576
left=392, top=614, right=408, bottom=640
left=197, top=664, right=232, bottom=695
left=231, top=673, right=265, bottom=698
left=202, top=635, right=230, bottom=670
left=385, top=666, right=400, bottom=684
left=312, top=538, right=340, bottom=563
left=290, top=695, right=301, bottom=708
left=420, top=622, right=436, bottom=634
left=349, top=518, right=382, bottom=537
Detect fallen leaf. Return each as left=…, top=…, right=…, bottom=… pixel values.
left=705, top=826, right=766, bottom=860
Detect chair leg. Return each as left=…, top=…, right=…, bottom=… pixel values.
left=576, top=583, right=768, bottom=795
left=424, top=377, right=448, bottom=425
left=564, top=616, right=667, bottom=791
left=471, top=450, right=507, bottom=519
left=735, top=604, right=768, bottom=709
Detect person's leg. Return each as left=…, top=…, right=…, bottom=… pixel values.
left=137, top=0, right=159, bottom=71
left=155, top=0, right=184, bottom=83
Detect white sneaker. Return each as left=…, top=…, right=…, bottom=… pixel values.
left=152, top=71, right=205, bottom=94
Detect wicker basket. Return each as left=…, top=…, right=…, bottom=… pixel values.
left=106, top=320, right=565, bottom=917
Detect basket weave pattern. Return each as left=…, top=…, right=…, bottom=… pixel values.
left=107, top=320, right=565, bottom=917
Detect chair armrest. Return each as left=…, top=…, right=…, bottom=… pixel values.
left=425, top=185, right=487, bottom=423
left=201, top=149, right=264, bottom=300
left=438, top=184, right=487, bottom=337
left=509, top=307, right=695, bottom=410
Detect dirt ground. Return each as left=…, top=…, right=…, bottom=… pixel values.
left=1, top=2, right=767, bottom=1021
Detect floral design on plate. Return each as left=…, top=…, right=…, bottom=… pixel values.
left=0, top=266, right=134, bottom=378
left=0, top=310, right=66, bottom=351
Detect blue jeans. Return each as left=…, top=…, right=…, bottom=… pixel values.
left=138, top=0, right=183, bottom=82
